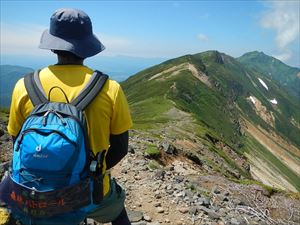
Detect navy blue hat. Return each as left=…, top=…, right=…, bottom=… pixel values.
left=39, top=8, right=105, bottom=58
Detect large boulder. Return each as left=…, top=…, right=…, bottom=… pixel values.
left=160, top=141, right=177, bottom=154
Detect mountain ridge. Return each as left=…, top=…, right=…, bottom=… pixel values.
left=122, top=50, right=300, bottom=192
left=237, top=51, right=300, bottom=99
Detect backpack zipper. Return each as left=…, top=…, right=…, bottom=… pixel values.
left=16, top=128, right=77, bottom=152
left=28, top=110, right=85, bottom=135
left=42, top=110, right=67, bottom=126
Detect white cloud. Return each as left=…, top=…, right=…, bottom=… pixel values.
left=261, top=1, right=299, bottom=49
left=260, top=1, right=299, bottom=65
left=197, top=33, right=209, bottom=42
left=95, top=33, right=133, bottom=56
left=0, top=22, right=200, bottom=59
left=0, top=22, right=48, bottom=56
left=0, top=22, right=135, bottom=57
left=273, top=50, right=292, bottom=62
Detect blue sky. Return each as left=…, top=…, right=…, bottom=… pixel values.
left=1, top=0, right=299, bottom=74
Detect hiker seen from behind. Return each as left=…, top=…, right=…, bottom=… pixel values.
left=0, top=8, right=132, bottom=225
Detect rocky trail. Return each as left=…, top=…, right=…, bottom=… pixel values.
left=108, top=133, right=300, bottom=225
left=0, top=116, right=300, bottom=225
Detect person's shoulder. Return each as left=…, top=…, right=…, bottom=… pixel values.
left=105, top=78, right=122, bottom=94
left=14, top=77, right=26, bottom=91
left=107, top=78, right=120, bottom=88
left=40, top=66, right=52, bottom=74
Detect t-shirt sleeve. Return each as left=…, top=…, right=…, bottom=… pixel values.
left=7, top=79, right=26, bottom=137
left=110, top=84, right=132, bottom=135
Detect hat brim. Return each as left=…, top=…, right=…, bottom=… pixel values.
left=39, top=29, right=105, bottom=58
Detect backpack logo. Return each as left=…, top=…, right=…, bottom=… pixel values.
left=34, top=144, right=48, bottom=158
left=35, top=144, right=42, bottom=152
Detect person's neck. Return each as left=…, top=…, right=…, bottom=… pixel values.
left=56, top=56, right=84, bottom=65
left=56, top=61, right=84, bottom=65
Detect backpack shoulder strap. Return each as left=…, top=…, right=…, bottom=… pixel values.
left=24, top=70, right=48, bottom=106
left=71, top=70, right=109, bottom=111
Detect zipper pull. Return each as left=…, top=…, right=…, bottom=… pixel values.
left=54, top=111, right=67, bottom=126
left=42, top=110, right=52, bottom=126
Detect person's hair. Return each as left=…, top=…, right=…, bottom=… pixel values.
left=52, top=50, right=84, bottom=60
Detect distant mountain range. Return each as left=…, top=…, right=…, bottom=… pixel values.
left=1, top=55, right=166, bottom=82
left=122, top=50, right=300, bottom=192
left=0, top=65, right=34, bottom=107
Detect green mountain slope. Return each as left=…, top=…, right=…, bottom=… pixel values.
left=237, top=51, right=300, bottom=99
left=0, top=65, right=34, bottom=107
left=122, top=50, right=300, bottom=192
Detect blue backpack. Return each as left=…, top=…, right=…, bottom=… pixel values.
left=0, top=70, right=108, bottom=225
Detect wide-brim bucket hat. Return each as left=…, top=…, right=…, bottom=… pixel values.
left=39, top=8, right=105, bottom=58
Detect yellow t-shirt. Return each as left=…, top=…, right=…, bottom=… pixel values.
left=7, top=65, right=132, bottom=195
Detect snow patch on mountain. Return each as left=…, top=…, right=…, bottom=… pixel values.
left=291, top=117, right=300, bottom=129
left=246, top=95, right=275, bottom=127
left=269, top=98, right=278, bottom=105
left=258, top=78, right=268, bottom=90
left=249, top=96, right=256, bottom=104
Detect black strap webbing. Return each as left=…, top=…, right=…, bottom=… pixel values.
left=71, top=70, right=108, bottom=111
left=24, top=70, right=48, bottom=106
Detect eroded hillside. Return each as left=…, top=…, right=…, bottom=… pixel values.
left=122, top=50, right=300, bottom=192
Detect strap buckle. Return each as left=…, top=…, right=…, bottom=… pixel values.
left=89, top=150, right=106, bottom=175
